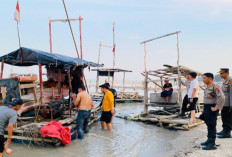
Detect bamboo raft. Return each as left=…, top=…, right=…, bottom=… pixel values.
left=116, top=109, right=205, bottom=131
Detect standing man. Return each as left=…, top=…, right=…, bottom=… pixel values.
left=201, top=73, right=225, bottom=150
left=217, top=68, right=232, bottom=138
left=161, top=79, right=173, bottom=103
left=0, top=98, right=23, bottom=157
left=179, top=73, right=191, bottom=117
left=188, top=72, right=199, bottom=124
left=99, top=83, right=115, bottom=131
left=71, top=86, right=94, bottom=140
left=105, top=83, right=117, bottom=107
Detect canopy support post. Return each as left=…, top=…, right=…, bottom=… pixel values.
left=68, top=69, right=72, bottom=117
left=39, top=64, right=44, bottom=104
left=144, top=71, right=148, bottom=113
left=95, top=71, right=100, bottom=93
left=176, top=32, right=182, bottom=113
left=123, top=72, right=126, bottom=92
left=0, top=59, right=4, bottom=79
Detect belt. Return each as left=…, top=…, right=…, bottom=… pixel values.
left=80, top=109, right=91, bottom=111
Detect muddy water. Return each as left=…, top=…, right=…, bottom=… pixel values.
left=5, top=103, right=182, bottom=157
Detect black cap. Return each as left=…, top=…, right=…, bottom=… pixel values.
left=105, top=83, right=110, bottom=87
left=99, top=83, right=109, bottom=89
left=9, top=98, right=23, bottom=106
left=219, top=68, right=229, bottom=74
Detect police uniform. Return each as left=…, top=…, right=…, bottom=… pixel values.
left=202, top=83, right=225, bottom=149
left=218, top=68, right=232, bottom=138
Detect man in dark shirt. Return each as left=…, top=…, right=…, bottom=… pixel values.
left=161, top=79, right=173, bottom=103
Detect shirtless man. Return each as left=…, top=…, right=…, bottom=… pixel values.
left=71, top=86, right=94, bottom=140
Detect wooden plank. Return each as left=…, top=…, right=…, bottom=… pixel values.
left=19, top=83, right=37, bottom=89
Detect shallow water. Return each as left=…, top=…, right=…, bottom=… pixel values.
left=6, top=103, right=181, bottom=157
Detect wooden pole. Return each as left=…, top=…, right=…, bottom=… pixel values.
left=108, top=71, right=110, bottom=83
left=0, top=59, right=4, bottom=79
left=16, top=22, right=23, bottom=63
left=140, top=31, right=181, bottom=44
left=58, top=69, right=62, bottom=94
left=113, top=22, right=115, bottom=69
left=62, top=0, right=80, bottom=58
left=176, top=33, right=182, bottom=112
left=144, top=71, right=148, bottom=113
left=61, top=1, right=89, bottom=93
left=96, top=71, right=99, bottom=93
left=123, top=72, right=126, bottom=92
left=49, top=18, right=52, bottom=53
left=144, top=43, right=147, bottom=72
left=79, top=16, right=83, bottom=59
left=98, top=41, right=102, bottom=64
left=39, top=64, right=44, bottom=104
left=111, top=73, right=114, bottom=88
left=68, top=69, right=72, bottom=117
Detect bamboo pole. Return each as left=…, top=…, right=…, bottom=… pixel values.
left=176, top=32, right=182, bottom=113
left=62, top=0, right=79, bottom=58
left=0, top=59, right=4, bottom=79
left=113, top=21, right=115, bottom=69
left=123, top=72, right=126, bottom=92
left=68, top=69, right=72, bottom=117
left=61, top=0, right=89, bottom=93
left=144, top=43, right=147, bottom=72
left=95, top=71, right=99, bottom=93
left=140, top=31, right=181, bottom=44
left=39, top=64, right=44, bottom=104
left=49, top=17, right=52, bottom=53
left=144, top=71, right=148, bottom=113
left=79, top=16, right=83, bottom=59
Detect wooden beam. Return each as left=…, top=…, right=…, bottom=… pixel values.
left=140, top=31, right=181, bottom=44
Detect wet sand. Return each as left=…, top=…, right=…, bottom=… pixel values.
left=4, top=103, right=232, bottom=157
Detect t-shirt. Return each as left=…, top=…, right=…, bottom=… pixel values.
left=102, top=91, right=115, bottom=112
left=188, top=79, right=199, bottom=98
left=0, top=106, right=17, bottom=135
left=110, top=88, right=117, bottom=107
left=163, top=83, right=172, bottom=89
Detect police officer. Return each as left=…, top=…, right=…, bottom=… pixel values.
left=217, top=68, right=232, bottom=138
left=201, top=73, right=225, bottom=150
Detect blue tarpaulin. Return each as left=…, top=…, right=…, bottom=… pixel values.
left=0, top=47, right=103, bottom=69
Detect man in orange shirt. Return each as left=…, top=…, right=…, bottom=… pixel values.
left=99, top=83, right=115, bottom=131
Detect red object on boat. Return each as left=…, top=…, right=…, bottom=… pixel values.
left=13, top=75, right=38, bottom=82
left=40, top=121, right=71, bottom=145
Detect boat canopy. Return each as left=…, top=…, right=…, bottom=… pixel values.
left=0, top=47, right=103, bottom=69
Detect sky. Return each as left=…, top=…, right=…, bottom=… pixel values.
left=1, top=0, right=232, bottom=82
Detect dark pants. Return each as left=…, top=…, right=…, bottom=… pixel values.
left=76, top=110, right=91, bottom=140
left=221, top=106, right=232, bottom=132
left=189, top=98, right=198, bottom=111
left=0, top=135, right=4, bottom=153
left=161, top=89, right=173, bottom=98
left=181, top=95, right=189, bottom=112
left=204, top=104, right=219, bottom=140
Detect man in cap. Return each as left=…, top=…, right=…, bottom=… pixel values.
left=0, top=98, right=23, bottom=157
left=161, top=79, right=173, bottom=103
left=105, top=83, right=117, bottom=107
left=99, top=83, right=115, bottom=131
left=201, top=73, right=225, bottom=150
left=217, top=68, right=232, bottom=138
